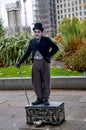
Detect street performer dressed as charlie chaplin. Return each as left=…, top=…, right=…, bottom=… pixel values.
left=17, top=22, right=59, bottom=105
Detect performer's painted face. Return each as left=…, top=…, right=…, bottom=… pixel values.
left=34, top=29, right=43, bottom=39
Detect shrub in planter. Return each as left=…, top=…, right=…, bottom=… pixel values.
left=64, top=43, right=86, bottom=72
left=0, top=33, right=32, bottom=67
left=56, top=17, right=86, bottom=72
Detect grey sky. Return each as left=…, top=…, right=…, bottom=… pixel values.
left=0, top=0, right=33, bottom=27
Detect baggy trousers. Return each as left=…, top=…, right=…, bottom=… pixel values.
left=32, top=59, right=50, bottom=100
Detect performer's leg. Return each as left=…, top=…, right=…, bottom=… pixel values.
left=32, top=60, right=43, bottom=105
left=41, top=59, right=50, bottom=105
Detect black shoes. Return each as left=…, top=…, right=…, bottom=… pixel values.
left=32, top=98, right=43, bottom=105
left=43, top=99, right=50, bottom=106
left=32, top=98, right=50, bottom=106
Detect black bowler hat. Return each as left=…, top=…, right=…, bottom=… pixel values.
left=33, top=22, right=44, bottom=32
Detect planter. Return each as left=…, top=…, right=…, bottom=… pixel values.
left=0, top=76, right=86, bottom=90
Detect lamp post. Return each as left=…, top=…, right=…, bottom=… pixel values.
left=23, top=0, right=27, bottom=28
left=84, top=71, right=86, bottom=76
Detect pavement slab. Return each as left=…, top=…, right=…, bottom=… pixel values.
left=0, top=90, right=86, bottom=130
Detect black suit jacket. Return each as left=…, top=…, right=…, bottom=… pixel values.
left=19, top=36, right=59, bottom=64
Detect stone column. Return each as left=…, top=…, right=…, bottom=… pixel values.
left=5, top=1, right=22, bottom=35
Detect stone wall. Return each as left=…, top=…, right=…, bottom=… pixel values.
left=0, top=76, right=86, bottom=90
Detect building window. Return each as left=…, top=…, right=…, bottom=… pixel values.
left=68, top=14, right=71, bottom=18
left=72, top=13, right=74, bottom=17
left=75, top=7, right=78, bottom=11
left=57, top=5, right=59, bottom=9
left=64, top=3, right=66, bottom=7
left=58, top=16, right=60, bottom=20
left=61, top=10, right=63, bottom=14
left=72, top=2, right=74, bottom=6
left=60, top=0, right=62, bottom=2
left=68, top=8, right=70, bottom=12
left=75, top=1, right=77, bottom=5
left=60, top=4, right=62, bottom=8
left=64, top=9, right=66, bottom=13
left=80, top=12, right=82, bottom=16
left=83, top=0, right=86, bottom=3
left=84, top=11, right=86, bottom=15
left=58, top=11, right=59, bottom=14
left=79, top=0, right=81, bottom=4
left=79, top=6, right=82, bottom=10
left=72, top=8, right=74, bottom=12
left=68, top=2, right=70, bottom=7
left=76, top=12, right=78, bottom=16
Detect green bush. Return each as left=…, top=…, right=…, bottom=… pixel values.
left=57, top=17, right=86, bottom=72
left=0, top=33, right=32, bottom=67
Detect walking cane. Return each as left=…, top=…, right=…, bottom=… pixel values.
left=18, top=68, right=30, bottom=105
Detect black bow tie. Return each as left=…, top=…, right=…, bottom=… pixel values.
left=36, top=39, right=40, bottom=47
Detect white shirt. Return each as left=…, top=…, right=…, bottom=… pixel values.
left=34, top=38, right=43, bottom=60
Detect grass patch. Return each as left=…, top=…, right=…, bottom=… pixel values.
left=51, top=67, right=83, bottom=76
left=0, top=65, right=83, bottom=78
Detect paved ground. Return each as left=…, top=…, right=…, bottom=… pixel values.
left=0, top=89, right=86, bottom=130
left=51, top=59, right=66, bottom=68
